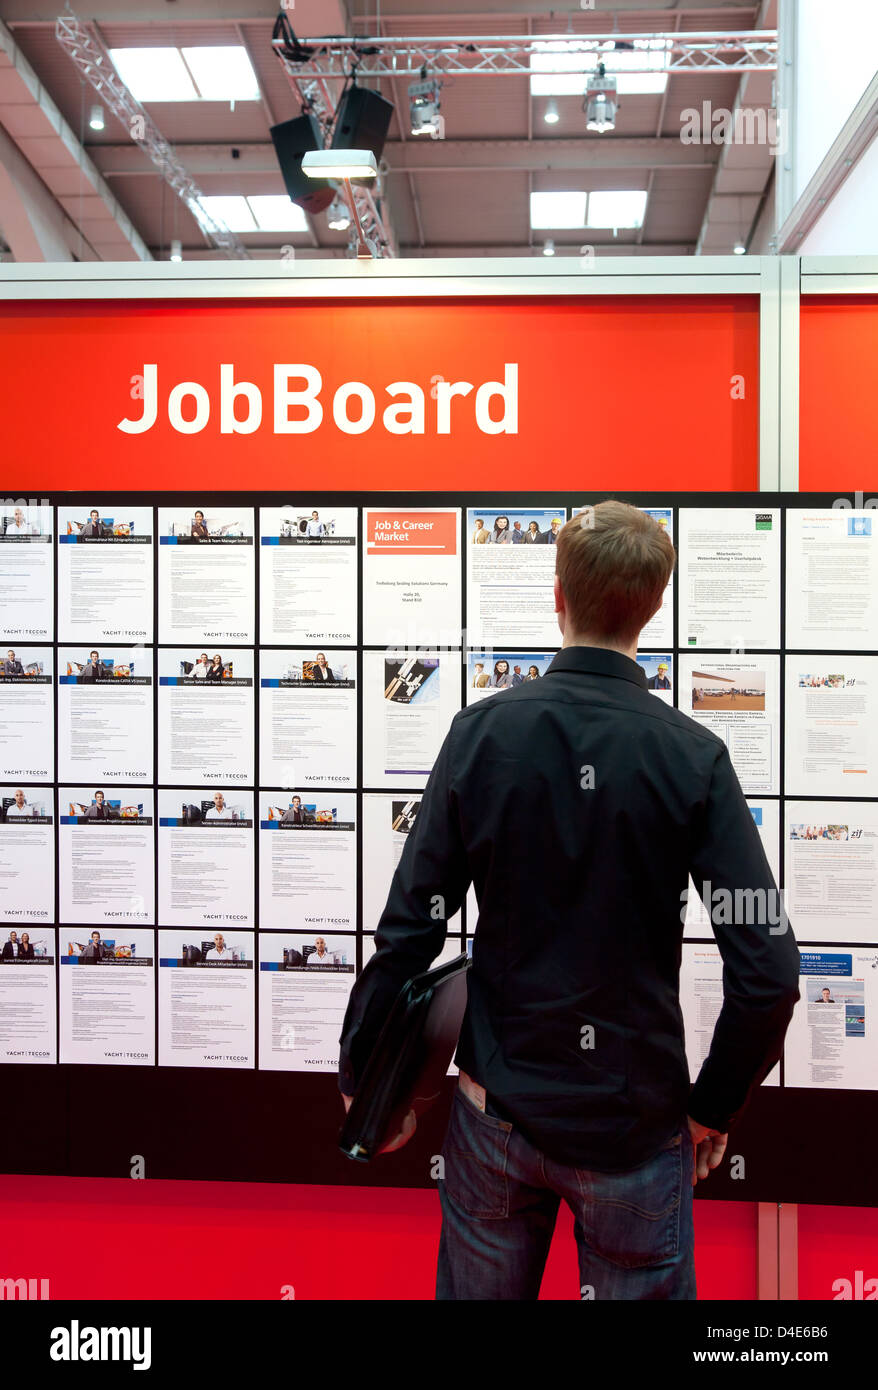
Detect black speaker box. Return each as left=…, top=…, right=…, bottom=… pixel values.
left=331, top=85, right=394, bottom=162
left=269, top=112, right=334, bottom=215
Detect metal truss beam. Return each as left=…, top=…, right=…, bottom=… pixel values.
left=272, top=31, right=778, bottom=81
left=55, top=13, right=248, bottom=260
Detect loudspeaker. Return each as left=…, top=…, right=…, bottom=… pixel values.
left=269, top=112, right=334, bottom=215
left=331, top=85, right=394, bottom=163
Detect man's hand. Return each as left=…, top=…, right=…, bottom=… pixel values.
left=687, top=1115, right=728, bottom=1185
left=341, top=1093, right=418, bottom=1155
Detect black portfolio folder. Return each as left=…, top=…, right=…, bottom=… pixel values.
left=338, top=952, right=471, bottom=1162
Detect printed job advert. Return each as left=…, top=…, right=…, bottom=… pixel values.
left=784, top=656, right=877, bottom=797
left=786, top=509, right=877, bottom=650
left=258, top=649, right=356, bottom=788
left=678, top=508, right=780, bottom=649
left=258, top=791, right=356, bottom=932
left=260, top=505, right=357, bottom=645
left=0, top=502, right=53, bottom=643
left=362, top=649, right=461, bottom=789
left=363, top=507, right=461, bottom=647
left=157, top=789, right=254, bottom=928
left=258, top=932, right=355, bottom=1072
left=684, top=799, right=780, bottom=937
left=58, top=787, right=155, bottom=926
left=158, top=646, right=254, bottom=785
left=677, top=654, right=781, bottom=794
left=573, top=504, right=674, bottom=649
left=362, top=793, right=463, bottom=934
left=0, top=786, right=55, bottom=924
left=0, top=925, right=56, bottom=1064
left=59, top=928, right=155, bottom=1066
left=57, top=506, right=154, bottom=643
left=784, top=801, right=878, bottom=944
left=680, top=945, right=779, bottom=1084
left=0, top=645, right=53, bottom=781
left=58, top=646, right=154, bottom=784
left=158, top=506, right=255, bottom=644
left=467, top=506, right=566, bottom=648
left=785, top=950, right=878, bottom=1090
left=158, top=929, right=254, bottom=1069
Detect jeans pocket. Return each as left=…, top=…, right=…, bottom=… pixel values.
left=442, top=1087, right=511, bottom=1220
left=584, top=1130, right=684, bottom=1270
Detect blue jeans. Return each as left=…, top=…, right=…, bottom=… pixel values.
left=436, top=1086, right=696, bottom=1300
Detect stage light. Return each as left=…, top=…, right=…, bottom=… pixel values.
left=584, top=65, right=618, bottom=133
left=408, top=78, right=442, bottom=136
left=327, top=198, right=351, bottom=231
left=169, top=239, right=182, bottom=262
left=733, top=242, right=747, bottom=255
left=542, top=239, right=555, bottom=256
left=89, top=103, right=105, bottom=131
left=302, top=149, right=377, bottom=180
left=544, top=99, right=560, bottom=125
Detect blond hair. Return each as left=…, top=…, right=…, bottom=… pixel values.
left=555, top=501, right=676, bottom=643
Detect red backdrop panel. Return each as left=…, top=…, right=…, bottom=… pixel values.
left=0, top=295, right=759, bottom=492
left=800, top=295, right=878, bottom=492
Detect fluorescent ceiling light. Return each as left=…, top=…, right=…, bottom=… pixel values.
left=530, top=191, right=587, bottom=229
left=586, top=190, right=648, bottom=229
left=530, top=43, right=591, bottom=97
left=181, top=47, right=260, bottom=101
left=109, top=45, right=260, bottom=102
left=109, top=48, right=198, bottom=101
left=529, top=39, right=668, bottom=97
left=247, top=196, right=308, bottom=232
left=196, top=196, right=308, bottom=234
left=198, top=196, right=257, bottom=232
left=302, top=149, right=377, bottom=179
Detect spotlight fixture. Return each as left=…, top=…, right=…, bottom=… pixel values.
left=302, top=149, right=377, bottom=180
left=733, top=242, right=747, bottom=255
left=584, top=63, right=618, bottom=134
left=408, top=76, right=442, bottom=136
left=327, top=196, right=351, bottom=231
left=89, top=103, right=105, bottom=131
left=303, top=149, right=378, bottom=259
left=542, top=239, right=555, bottom=257
left=544, top=99, right=560, bottom=125
left=169, top=239, right=182, bottom=263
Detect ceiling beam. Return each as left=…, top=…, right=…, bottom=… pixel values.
left=352, top=2, right=758, bottom=16
left=92, top=137, right=720, bottom=177
left=154, top=240, right=697, bottom=260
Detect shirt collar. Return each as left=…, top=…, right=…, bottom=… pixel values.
left=545, top=645, right=647, bottom=690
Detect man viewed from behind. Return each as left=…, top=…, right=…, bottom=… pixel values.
left=339, top=501, right=799, bottom=1301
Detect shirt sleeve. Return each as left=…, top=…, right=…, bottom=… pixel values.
left=687, top=743, right=801, bottom=1131
left=338, top=714, right=471, bottom=1096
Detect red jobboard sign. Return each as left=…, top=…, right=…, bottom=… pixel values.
left=0, top=294, right=759, bottom=491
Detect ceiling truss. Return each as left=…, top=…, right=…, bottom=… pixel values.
left=272, top=31, right=778, bottom=80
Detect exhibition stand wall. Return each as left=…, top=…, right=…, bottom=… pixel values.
left=1, top=255, right=876, bottom=1299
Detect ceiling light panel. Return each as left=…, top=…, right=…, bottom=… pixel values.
left=530, top=191, right=587, bottom=229
left=109, top=47, right=198, bottom=102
